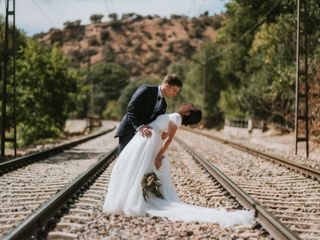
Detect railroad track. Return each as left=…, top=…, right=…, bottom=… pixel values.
left=184, top=128, right=320, bottom=181
left=36, top=141, right=271, bottom=239
left=2, top=127, right=319, bottom=239
left=0, top=127, right=116, bottom=175
left=0, top=128, right=118, bottom=239
left=178, top=129, right=320, bottom=239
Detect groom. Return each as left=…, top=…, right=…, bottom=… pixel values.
left=115, top=74, right=183, bottom=154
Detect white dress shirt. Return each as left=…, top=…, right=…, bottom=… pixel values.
left=154, top=86, right=163, bottom=112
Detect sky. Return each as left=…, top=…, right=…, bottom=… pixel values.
left=1, top=0, right=228, bottom=36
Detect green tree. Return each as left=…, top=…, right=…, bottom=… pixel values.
left=89, top=62, right=129, bottom=115
left=103, top=100, right=120, bottom=120
left=0, top=16, right=27, bottom=57
left=217, top=0, right=320, bottom=129
left=108, top=13, right=118, bottom=21
left=63, top=20, right=81, bottom=29
left=16, top=40, right=80, bottom=145
left=0, top=18, right=27, bottom=144
left=90, top=14, right=104, bottom=24
left=121, top=13, right=135, bottom=21
left=100, top=30, right=110, bottom=42
left=243, top=18, right=296, bottom=126
left=184, top=42, right=224, bottom=126
left=218, top=86, right=247, bottom=119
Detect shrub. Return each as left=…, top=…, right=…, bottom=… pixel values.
left=155, top=41, right=163, bottom=48
left=166, top=41, right=174, bottom=53
left=16, top=40, right=80, bottom=145
left=144, top=53, right=160, bottom=65
left=170, top=14, right=182, bottom=19
left=88, top=36, right=99, bottom=46
left=90, top=14, right=104, bottom=24
left=100, top=30, right=110, bottom=41
left=63, top=20, right=81, bottom=29
left=102, top=100, right=121, bottom=120
left=191, top=25, right=204, bottom=38
left=110, top=20, right=122, bottom=30
left=142, top=30, right=152, bottom=39
left=108, top=13, right=118, bottom=21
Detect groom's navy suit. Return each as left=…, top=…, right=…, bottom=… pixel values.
left=115, top=84, right=167, bottom=154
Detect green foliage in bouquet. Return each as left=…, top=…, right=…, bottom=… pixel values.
left=141, top=171, right=164, bottom=201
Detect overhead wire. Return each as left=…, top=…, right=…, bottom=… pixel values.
left=186, top=0, right=196, bottom=17
left=103, top=0, right=110, bottom=15
left=31, top=0, right=56, bottom=26
left=52, top=0, right=67, bottom=15
left=166, top=0, right=283, bottom=65
left=109, top=0, right=116, bottom=13
left=46, top=0, right=64, bottom=17
left=197, top=0, right=207, bottom=16
left=205, top=0, right=283, bottom=61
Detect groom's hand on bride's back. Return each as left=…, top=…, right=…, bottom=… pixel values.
left=139, top=125, right=152, bottom=138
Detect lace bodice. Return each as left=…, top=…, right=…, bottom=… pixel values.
left=150, top=113, right=182, bottom=133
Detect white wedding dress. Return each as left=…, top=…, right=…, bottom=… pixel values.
left=103, top=113, right=254, bottom=227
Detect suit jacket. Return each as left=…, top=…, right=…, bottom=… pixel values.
left=115, top=84, right=167, bottom=138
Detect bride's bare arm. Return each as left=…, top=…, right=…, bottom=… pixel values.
left=155, top=122, right=178, bottom=169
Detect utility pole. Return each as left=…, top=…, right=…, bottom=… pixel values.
left=87, top=56, right=95, bottom=117
left=295, top=0, right=309, bottom=157
left=202, top=51, right=208, bottom=125
left=86, top=55, right=96, bottom=131
left=1, top=0, right=17, bottom=158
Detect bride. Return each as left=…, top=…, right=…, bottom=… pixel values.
left=103, top=103, right=254, bottom=227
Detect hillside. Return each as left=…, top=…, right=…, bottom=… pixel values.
left=36, top=13, right=222, bottom=77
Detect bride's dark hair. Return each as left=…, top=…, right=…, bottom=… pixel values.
left=180, top=104, right=202, bottom=126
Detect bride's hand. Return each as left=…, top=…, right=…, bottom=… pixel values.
left=161, top=131, right=168, bottom=140
left=155, top=155, right=164, bottom=170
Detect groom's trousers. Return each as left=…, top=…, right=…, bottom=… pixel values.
left=118, top=130, right=135, bottom=155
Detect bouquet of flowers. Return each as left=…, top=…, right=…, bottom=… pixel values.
left=141, top=171, right=164, bottom=201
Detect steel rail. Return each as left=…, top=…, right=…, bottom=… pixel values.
left=175, top=137, right=301, bottom=240
left=2, top=146, right=118, bottom=240
left=184, top=128, right=320, bottom=181
left=0, top=126, right=116, bottom=175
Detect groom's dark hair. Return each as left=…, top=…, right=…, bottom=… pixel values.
left=163, top=74, right=183, bottom=87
